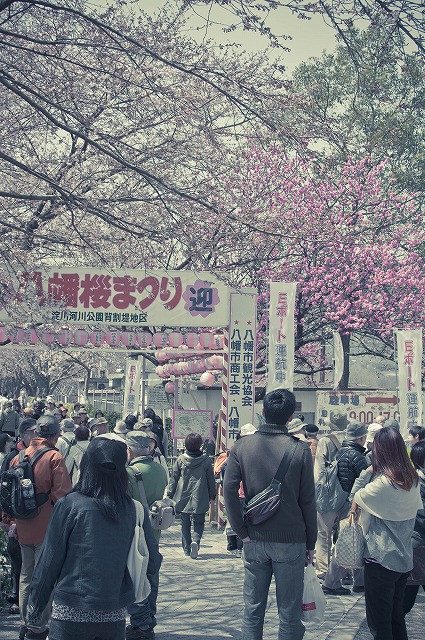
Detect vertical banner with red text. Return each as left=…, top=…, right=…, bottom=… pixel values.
left=396, top=329, right=423, bottom=441
left=122, top=357, right=142, bottom=417
left=268, top=282, right=297, bottom=392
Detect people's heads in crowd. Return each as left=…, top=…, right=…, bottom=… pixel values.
left=78, top=408, right=88, bottom=423
left=372, top=426, right=418, bottom=490
left=74, top=425, right=90, bottom=441
left=94, top=409, right=104, bottom=418
left=19, top=417, right=38, bottom=446
left=287, top=418, right=308, bottom=438
left=113, top=420, right=129, bottom=438
left=23, top=407, right=34, bottom=417
left=366, top=422, right=384, bottom=449
left=75, top=436, right=129, bottom=520
left=36, top=415, right=61, bottom=444
left=90, top=416, right=109, bottom=437
left=143, top=407, right=156, bottom=421
left=139, top=417, right=153, bottom=431
left=326, top=409, right=350, bottom=432
left=60, top=418, right=76, bottom=433
left=263, top=389, right=296, bottom=427
left=0, top=432, right=13, bottom=453
left=408, top=425, right=425, bottom=446
left=374, top=415, right=386, bottom=425
left=305, top=424, right=319, bottom=438
left=146, top=430, right=159, bottom=455
left=124, top=414, right=138, bottom=430
left=184, top=432, right=203, bottom=452
left=3, top=400, right=13, bottom=411
left=383, top=418, right=400, bottom=431
left=126, top=431, right=151, bottom=460
left=345, top=421, right=368, bottom=446
left=45, top=396, right=56, bottom=410
left=410, top=440, right=425, bottom=472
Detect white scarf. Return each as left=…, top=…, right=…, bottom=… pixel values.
left=355, top=474, right=422, bottom=521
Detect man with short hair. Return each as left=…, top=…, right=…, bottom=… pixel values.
left=126, top=431, right=168, bottom=640
left=224, top=389, right=317, bottom=640
left=77, top=408, right=89, bottom=427
left=11, top=415, right=72, bottom=640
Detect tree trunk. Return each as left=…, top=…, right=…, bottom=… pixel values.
left=338, top=332, right=350, bottom=390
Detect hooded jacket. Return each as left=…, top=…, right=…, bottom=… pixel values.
left=166, top=451, right=216, bottom=513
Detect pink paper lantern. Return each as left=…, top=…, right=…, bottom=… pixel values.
left=187, top=361, right=197, bottom=375
left=73, top=329, right=89, bottom=346
left=136, top=332, right=153, bottom=348
left=213, top=334, right=225, bottom=349
left=195, top=359, right=206, bottom=373
left=205, top=356, right=215, bottom=370
left=57, top=329, right=73, bottom=346
left=168, top=331, right=184, bottom=348
left=199, top=371, right=215, bottom=387
left=164, top=381, right=175, bottom=394
left=156, top=366, right=166, bottom=378
left=181, top=362, right=190, bottom=375
left=199, top=333, right=214, bottom=349
left=89, top=330, right=106, bottom=347
left=9, top=327, right=27, bottom=344
left=120, top=331, right=137, bottom=348
left=153, top=332, right=167, bottom=348
left=41, top=331, right=55, bottom=345
left=105, top=331, right=121, bottom=347
left=184, top=332, right=198, bottom=348
left=29, top=329, right=40, bottom=345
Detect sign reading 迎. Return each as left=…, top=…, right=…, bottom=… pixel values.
left=316, top=390, right=400, bottom=436
left=0, top=268, right=229, bottom=327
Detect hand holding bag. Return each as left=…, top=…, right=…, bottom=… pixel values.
left=302, top=564, right=326, bottom=623
left=127, top=499, right=151, bottom=603
left=334, top=510, right=365, bottom=569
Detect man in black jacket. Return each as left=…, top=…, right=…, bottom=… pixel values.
left=322, top=421, right=368, bottom=595
left=224, top=389, right=317, bottom=640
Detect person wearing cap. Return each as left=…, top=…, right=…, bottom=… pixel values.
left=0, top=400, right=20, bottom=437
left=45, top=397, right=56, bottom=413
left=10, top=415, right=72, bottom=640
left=90, top=416, right=109, bottom=438
left=166, top=432, right=216, bottom=559
left=314, top=409, right=350, bottom=579
left=65, top=425, right=91, bottom=485
left=126, top=431, right=167, bottom=640
left=114, top=420, right=130, bottom=440
left=322, top=421, right=369, bottom=596
left=143, top=408, right=168, bottom=460
left=145, top=431, right=169, bottom=479
left=287, top=418, right=308, bottom=442
left=26, top=436, right=151, bottom=640
left=304, top=424, right=319, bottom=464
left=56, top=418, right=76, bottom=459
left=78, top=408, right=89, bottom=427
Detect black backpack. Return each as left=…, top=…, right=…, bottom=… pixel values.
left=0, top=447, right=54, bottom=519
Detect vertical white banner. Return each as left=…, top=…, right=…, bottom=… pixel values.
left=226, top=290, right=257, bottom=445
left=122, top=357, right=142, bottom=417
left=268, top=282, right=297, bottom=392
left=396, top=329, right=423, bottom=441
left=334, top=331, right=344, bottom=390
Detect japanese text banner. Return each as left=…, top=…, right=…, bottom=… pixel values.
left=396, top=329, right=423, bottom=441
left=226, top=291, right=257, bottom=444
left=0, top=268, right=230, bottom=327
left=334, top=331, right=344, bottom=390
left=122, top=358, right=142, bottom=417
left=268, top=282, right=296, bottom=392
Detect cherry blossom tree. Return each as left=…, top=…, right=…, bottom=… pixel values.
left=219, top=148, right=425, bottom=388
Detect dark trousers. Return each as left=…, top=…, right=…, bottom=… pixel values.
left=49, top=618, right=125, bottom=640
left=180, top=512, right=205, bottom=553
left=7, top=537, right=22, bottom=600
left=364, top=562, right=409, bottom=640
left=403, top=584, right=425, bottom=615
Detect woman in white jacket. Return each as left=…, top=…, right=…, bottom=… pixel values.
left=351, top=427, right=422, bottom=640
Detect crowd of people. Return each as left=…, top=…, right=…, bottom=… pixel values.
left=0, top=392, right=424, bottom=640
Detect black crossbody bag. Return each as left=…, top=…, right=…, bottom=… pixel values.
left=243, top=438, right=300, bottom=526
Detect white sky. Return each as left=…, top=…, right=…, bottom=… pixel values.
left=94, top=0, right=338, bottom=73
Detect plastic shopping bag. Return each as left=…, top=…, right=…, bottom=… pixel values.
left=301, top=564, right=326, bottom=623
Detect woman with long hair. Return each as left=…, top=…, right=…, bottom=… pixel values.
left=26, top=436, right=139, bottom=640
left=351, top=427, right=422, bottom=640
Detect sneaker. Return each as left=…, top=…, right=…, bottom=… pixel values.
left=9, top=603, right=20, bottom=614
left=184, top=550, right=190, bottom=556
left=25, top=630, right=49, bottom=640
left=190, top=541, right=198, bottom=559
left=352, top=586, right=365, bottom=593
left=322, top=585, right=351, bottom=596
left=125, top=626, right=155, bottom=640
left=235, top=549, right=242, bottom=558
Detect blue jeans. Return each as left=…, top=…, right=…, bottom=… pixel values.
left=128, top=570, right=160, bottom=630
left=179, top=512, right=205, bottom=553
left=242, top=540, right=306, bottom=640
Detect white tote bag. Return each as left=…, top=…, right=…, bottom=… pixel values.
left=127, top=499, right=151, bottom=603
left=302, top=564, right=326, bottom=623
